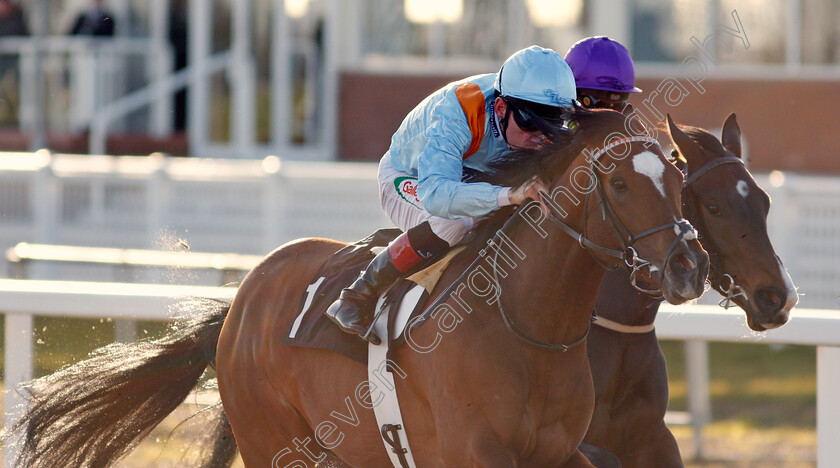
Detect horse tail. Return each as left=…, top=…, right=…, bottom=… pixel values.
left=3, top=297, right=230, bottom=468
left=198, top=409, right=240, bottom=468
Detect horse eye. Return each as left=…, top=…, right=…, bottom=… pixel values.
left=706, top=204, right=720, bottom=215
left=611, top=178, right=627, bottom=192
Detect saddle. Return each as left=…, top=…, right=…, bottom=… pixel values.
left=282, top=228, right=464, bottom=363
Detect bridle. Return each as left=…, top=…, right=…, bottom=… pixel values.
left=415, top=138, right=701, bottom=351
left=488, top=136, right=695, bottom=350
left=680, top=154, right=747, bottom=309
left=543, top=137, right=696, bottom=296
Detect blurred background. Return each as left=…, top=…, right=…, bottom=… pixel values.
left=0, top=0, right=838, bottom=466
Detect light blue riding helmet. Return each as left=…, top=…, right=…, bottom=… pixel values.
left=494, top=45, right=577, bottom=109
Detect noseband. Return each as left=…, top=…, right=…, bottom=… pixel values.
left=680, top=155, right=746, bottom=309
left=544, top=137, right=696, bottom=296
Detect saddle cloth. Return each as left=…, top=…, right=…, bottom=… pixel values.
left=282, top=228, right=464, bottom=364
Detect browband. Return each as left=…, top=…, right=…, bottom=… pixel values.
left=588, top=135, right=660, bottom=162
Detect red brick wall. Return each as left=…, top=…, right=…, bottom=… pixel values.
left=338, top=73, right=459, bottom=162
left=338, top=72, right=839, bottom=174
left=634, top=78, right=837, bottom=174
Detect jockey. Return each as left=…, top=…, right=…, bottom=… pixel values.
left=326, top=45, right=577, bottom=344
left=564, top=36, right=642, bottom=111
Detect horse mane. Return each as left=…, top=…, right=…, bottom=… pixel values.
left=459, top=108, right=630, bottom=247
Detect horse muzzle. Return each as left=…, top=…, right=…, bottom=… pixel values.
left=745, top=284, right=797, bottom=331
left=660, top=239, right=709, bottom=305
left=733, top=257, right=798, bottom=331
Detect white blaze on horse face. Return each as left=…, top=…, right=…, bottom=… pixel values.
left=736, top=180, right=750, bottom=198
left=632, top=151, right=666, bottom=197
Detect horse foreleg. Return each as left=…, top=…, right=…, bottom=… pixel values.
left=617, top=422, right=683, bottom=468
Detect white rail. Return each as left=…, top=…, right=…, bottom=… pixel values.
left=2, top=152, right=839, bottom=310
left=0, top=280, right=237, bottom=467
left=0, top=280, right=836, bottom=466
left=656, top=304, right=840, bottom=466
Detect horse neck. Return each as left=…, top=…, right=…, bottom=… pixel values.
left=593, top=267, right=662, bottom=326
left=491, top=212, right=608, bottom=347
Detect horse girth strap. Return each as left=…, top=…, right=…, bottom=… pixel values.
left=591, top=314, right=655, bottom=334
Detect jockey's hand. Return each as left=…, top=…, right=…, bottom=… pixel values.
left=508, top=176, right=549, bottom=205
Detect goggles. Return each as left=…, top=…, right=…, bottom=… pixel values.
left=505, top=97, right=573, bottom=134
left=578, top=92, right=627, bottom=111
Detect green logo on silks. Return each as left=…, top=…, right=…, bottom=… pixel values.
left=394, top=176, right=422, bottom=208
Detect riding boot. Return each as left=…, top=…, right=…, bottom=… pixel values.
left=326, top=222, right=450, bottom=344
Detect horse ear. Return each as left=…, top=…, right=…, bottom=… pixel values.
left=622, top=104, right=634, bottom=116
left=667, top=114, right=704, bottom=169
left=721, top=113, right=742, bottom=159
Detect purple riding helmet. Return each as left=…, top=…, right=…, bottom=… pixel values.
left=564, top=36, right=641, bottom=110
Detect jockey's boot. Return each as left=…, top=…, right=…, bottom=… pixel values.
left=326, top=222, right=449, bottom=344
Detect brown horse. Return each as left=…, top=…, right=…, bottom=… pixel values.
left=215, top=110, right=708, bottom=467
left=580, top=114, right=798, bottom=468
left=3, top=110, right=709, bottom=468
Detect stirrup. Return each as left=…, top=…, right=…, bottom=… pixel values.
left=362, top=300, right=386, bottom=345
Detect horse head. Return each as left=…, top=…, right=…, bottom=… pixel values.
left=668, top=113, right=797, bottom=330
left=533, top=109, right=709, bottom=304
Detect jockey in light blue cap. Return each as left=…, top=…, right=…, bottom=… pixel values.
left=564, top=36, right=642, bottom=111
left=326, top=45, right=577, bottom=344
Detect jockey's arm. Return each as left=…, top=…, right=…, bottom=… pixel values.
left=417, top=112, right=506, bottom=219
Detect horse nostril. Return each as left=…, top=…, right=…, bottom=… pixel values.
left=756, top=287, right=784, bottom=313
left=669, top=252, right=696, bottom=274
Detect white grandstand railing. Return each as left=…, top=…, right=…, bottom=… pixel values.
left=1, top=151, right=838, bottom=309
left=0, top=280, right=837, bottom=467
left=0, top=151, right=391, bottom=265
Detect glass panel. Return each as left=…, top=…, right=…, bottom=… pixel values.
left=632, top=0, right=709, bottom=62
left=717, top=0, right=784, bottom=64
left=528, top=0, right=586, bottom=56
left=362, top=0, right=507, bottom=60
left=445, top=0, right=508, bottom=60
left=631, top=0, right=786, bottom=65
left=363, top=0, right=425, bottom=56
left=801, top=0, right=840, bottom=64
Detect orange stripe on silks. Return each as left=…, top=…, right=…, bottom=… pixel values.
left=455, top=83, right=486, bottom=160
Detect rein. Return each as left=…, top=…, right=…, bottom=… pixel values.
left=488, top=226, right=592, bottom=352
left=411, top=205, right=587, bottom=352
left=544, top=137, right=695, bottom=297
left=489, top=137, right=691, bottom=350
left=414, top=138, right=697, bottom=350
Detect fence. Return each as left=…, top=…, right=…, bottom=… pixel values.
left=0, top=151, right=838, bottom=308
left=0, top=151, right=391, bottom=281
left=0, top=151, right=838, bottom=464
left=5, top=242, right=263, bottom=285
left=0, top=37, right=171, bottom=135
left=0, top=280, right=836, bottom=467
